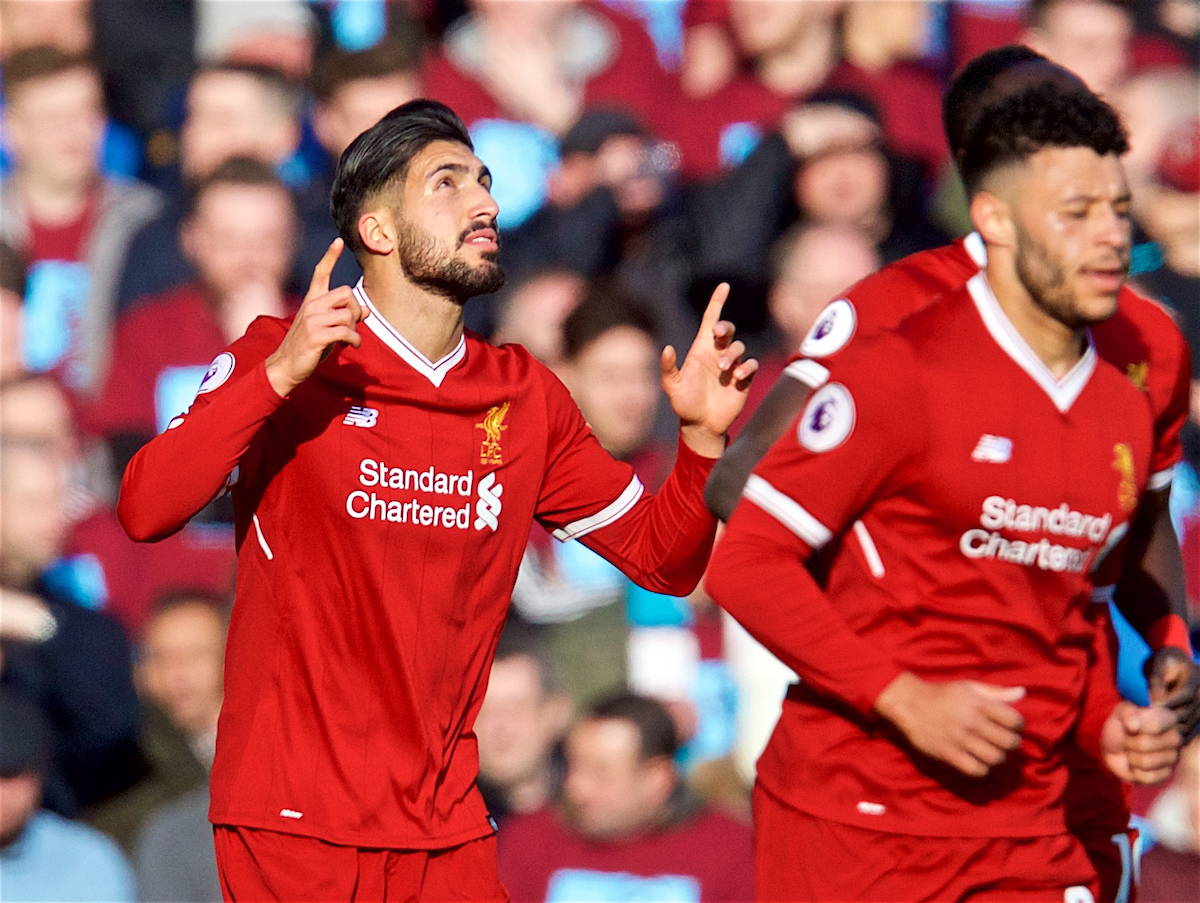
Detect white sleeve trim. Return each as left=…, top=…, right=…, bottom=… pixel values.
left=1148, top=468, right=1174, bottom=492
left=852, top=520, right=885, bottom=578
left=743, top=475, right=832, bottom=550
left=783, top=359, right=831, bottom=389
left=551, top=476, right=645, bottom=541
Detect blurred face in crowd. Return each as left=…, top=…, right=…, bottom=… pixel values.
left=475, top=654, right=571, bottom=802
left=843, top=1, right=930, bottom=64
left=1026, top=0, right=1132, bottom=97
left=0, top=0, right=91, bottom=58
left=181, top=71, right=300, bottom=181
left=770, top=224, right=881, bottom=349
left=2, top=65, right=104, bottom=191
left=981, top=147, right=1131, bottom=329
left=182, top=182, right=297, bottom=302
left=137, top=601, right=226, bottom=737
left=793, top=114, right=889, bottom=230
left=493, top=270, right=585, bottom=367
left=564, top=716, right=674, bottom=841
left=0, top=770, right=41, bottom=846
left=315, top=74, right=424, bottom=159
left=0, top=379, right=77, bottom=588
left=563, top=325, right=659, bottom=460
left=0, top=291, right=23, bottom=381
left=728, top=0, right=840, bottom=58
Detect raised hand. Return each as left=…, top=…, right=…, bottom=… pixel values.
left=265, top=238, right=366, bottom=398
left=661, top=283, right=757, bottom=458
left=873, top=672, right=1026, bottom=778
left=1100, top=700, right=1183, bottom=785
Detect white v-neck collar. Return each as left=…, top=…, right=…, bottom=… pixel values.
left=353, top=280, right=466, bottom=388
left=966, top=273, right=1095, bottom=414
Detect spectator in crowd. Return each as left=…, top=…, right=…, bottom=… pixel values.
left=0, top=689, right=137, bottom=902
left=422, top=0, right=680, bottom=227
left=1140, top=738, right=1200, bottom=902
left=1, top=240, right=26, bottom=380
left=1023, top=0, right=1134, bottom=97
left=475, top=623, right=573, bottom=822
left=489, top=267, right=586, bottom=368
left=92, top=157, right=300, bottom=467
left=511, top=287, right=670, bottom=706
left=503, top=108, right=695, bottom=355
left=498, top=693, right=754, bottom=903
left=831, top=0, right=947, bottom=180
left=114, top=61, right=317, bottom=309
left=310, top=38, right=424, bottom=164
left=86, top=591, right=226, bottom=851
left=688, top=88, right=944, bottom=335
left=0, top=373, right=145, bottom=819
left=671, top=0, right=841, bottom=179
left=0, top=46, right=164, bottom=395
left=0, top=0, right=91, bottom=58
left=1115, top=66, right=1200, bottom=192
left=194, top=0, right=317, bottom=82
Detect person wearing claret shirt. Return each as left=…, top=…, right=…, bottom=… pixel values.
left=707, top=78, right=1184, bottom=903
left=118, top=99, right=756, bottom=902
left=707, top=49, right=1199, bottom=903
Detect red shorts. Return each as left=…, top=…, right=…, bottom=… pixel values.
left=213, top=824, right=510, bottom=902
left=753, top=785, right=1100, bottom=902
left=1076, top=827, right=1142, bottom=903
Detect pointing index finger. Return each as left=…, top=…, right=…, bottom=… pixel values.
left=700, top=282, right=730, bottom=334
left=307, top=237, right=345, bottom=301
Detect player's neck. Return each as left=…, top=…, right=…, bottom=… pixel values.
left=361, top=270, right=466, bottom=362
left=985, top=264, right=1086, bottom=380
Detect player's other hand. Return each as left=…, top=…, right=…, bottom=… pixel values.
left=265, top=238, right=366, bottom=398
left=663, top=283, right=758, bottom=458
left=873, top=672, right=1026, bottom=778
left=1101, top=700, right=1182, bottom=785
left=1146, top=647, right=1200, bottom=740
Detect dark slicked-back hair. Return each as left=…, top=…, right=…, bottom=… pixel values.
left=587, top=693, right=678, bottom=761
left=959, top=81, right=1129, bottom=196
left=943, top=45, right=1049, bottom=157
left=330, top=99, right=473, bottom=258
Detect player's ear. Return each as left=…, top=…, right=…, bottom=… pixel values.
left=970, top=190, right=1015, bottom=250
left=358, top=207, right=397, bottom=257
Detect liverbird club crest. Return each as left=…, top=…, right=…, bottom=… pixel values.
left=476, top=402, right=510, bottom=465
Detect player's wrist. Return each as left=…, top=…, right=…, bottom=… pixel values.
left=872, top=671, right=922, bottom=729
left=264, top=352, right=301, bottom=398
left=679, top=423, right=727, bottom=459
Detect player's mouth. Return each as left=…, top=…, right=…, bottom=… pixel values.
left=461, top=226, right=499, bottom=252
left=1081, top=267, right=1126, bottom=293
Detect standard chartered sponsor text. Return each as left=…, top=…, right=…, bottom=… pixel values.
left=959, top=495, right=1116, bottom=574
left=347, top=458, right=495, bottom=530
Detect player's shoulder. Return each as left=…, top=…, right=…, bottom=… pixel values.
left=470, top=333, right=566, bottom=396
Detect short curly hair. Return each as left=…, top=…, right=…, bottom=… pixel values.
left=959, top=81, right=1129, bottom=196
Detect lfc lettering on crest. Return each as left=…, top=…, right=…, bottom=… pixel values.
left=476, top=402, right=510, bottom=465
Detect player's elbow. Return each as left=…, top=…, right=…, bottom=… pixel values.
left=116, top=489, right=172, bottom=543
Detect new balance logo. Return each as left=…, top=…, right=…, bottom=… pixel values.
left=971, top=434, right=1012, bottom=463
left=343, top=406, right=378, bottom=428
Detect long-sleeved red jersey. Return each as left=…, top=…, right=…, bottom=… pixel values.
left=708, top=275, right=1152, bottom=839
left=119, top=284, right=719, bottom=849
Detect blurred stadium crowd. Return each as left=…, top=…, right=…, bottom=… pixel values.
left=0, top=0, right=1197, bottom=900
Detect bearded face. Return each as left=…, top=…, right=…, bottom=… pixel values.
left=395, top=214, right=505, bottom=301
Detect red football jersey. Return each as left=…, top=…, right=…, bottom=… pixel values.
left=708, top=276, right=1153, bottom=838
left=118, top=284, right=720, bottom=849
left=787, top=235, right=1190, bottom=491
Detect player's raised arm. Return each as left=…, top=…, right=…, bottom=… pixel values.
left=118, top=241, right=362, bottom=543
left=659, top=282, right=757, bottom=460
